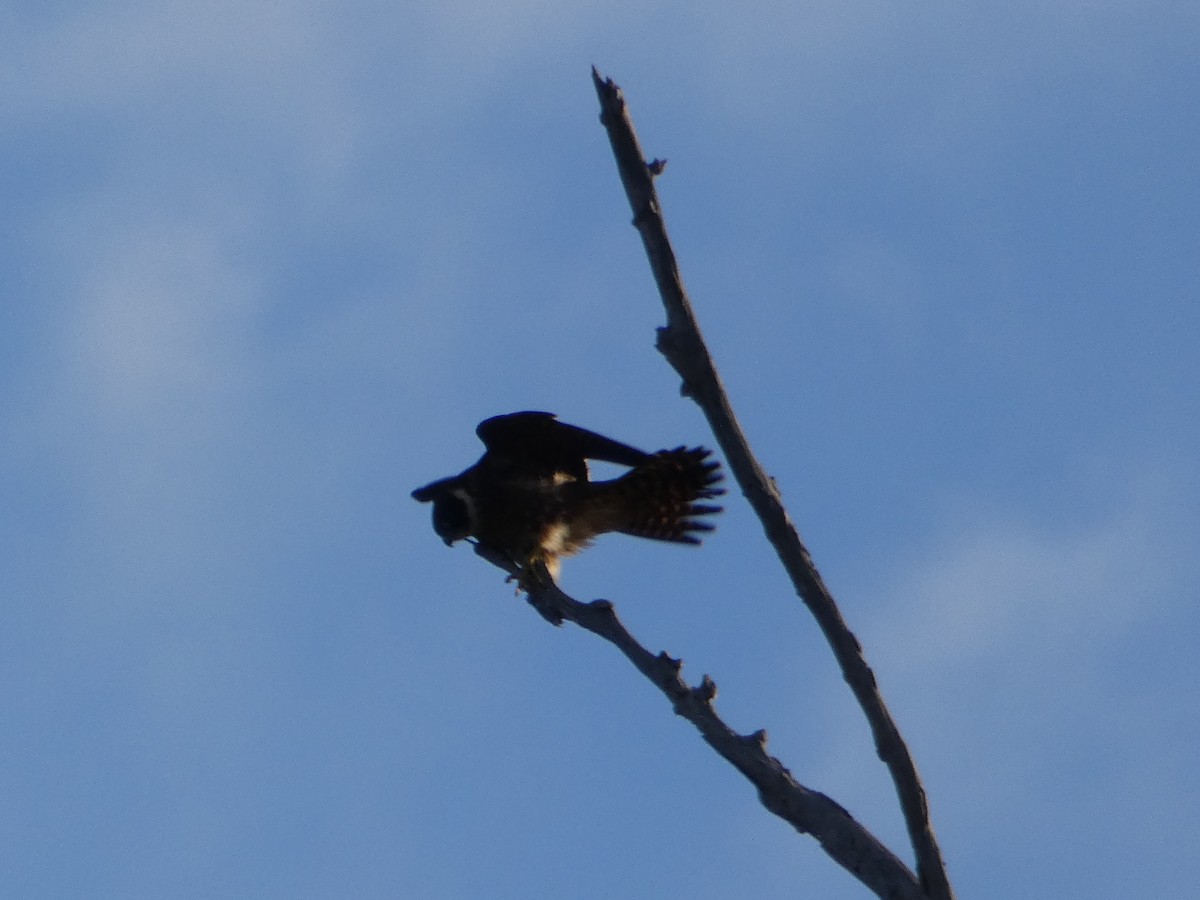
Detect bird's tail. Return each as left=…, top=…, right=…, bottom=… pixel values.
left=605, top=447, right=725, bottom=544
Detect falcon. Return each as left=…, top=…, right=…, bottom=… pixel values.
left=412, top=411, right=724, bottom=581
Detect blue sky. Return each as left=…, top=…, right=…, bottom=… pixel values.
left=3, top=2, right=1197, bottom=897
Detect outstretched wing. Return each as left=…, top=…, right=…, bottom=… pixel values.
left=476, top=411, right=650, bottom=481
left=573, top=446, right=725, bottom=545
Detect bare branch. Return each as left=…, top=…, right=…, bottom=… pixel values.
left=590, top=67, right=955, bottom=900
left=474, top=546, right=925, bottom=900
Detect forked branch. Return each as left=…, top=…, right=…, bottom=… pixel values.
left=474, top=546, right=924, bottom=900
left=589, top=67, right=954, bottom=900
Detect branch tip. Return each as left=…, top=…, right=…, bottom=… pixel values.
left=695, top=675, right=718, bottom=702
left=744, top=728, right=768, bottom=749
left=657, top=651, right=683, bottom=672
left=590, top=64, right=611, bottom=92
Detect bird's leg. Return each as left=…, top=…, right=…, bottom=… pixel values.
left=511, top=559, right=548, bottom=591
left=471, top=541, right=522, bottom=581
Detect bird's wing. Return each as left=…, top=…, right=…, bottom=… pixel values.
left=476, top=411, right=650, bottom=480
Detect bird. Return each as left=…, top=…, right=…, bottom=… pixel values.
left=412, top=411, right=724, bottom=582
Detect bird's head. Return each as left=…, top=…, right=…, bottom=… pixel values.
left=430, top=492, right=474, bottom=546
left=413, top=479, right=476, bottom=546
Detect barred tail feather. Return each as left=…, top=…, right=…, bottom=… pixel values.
left=609, top=447, right=725, bottom=544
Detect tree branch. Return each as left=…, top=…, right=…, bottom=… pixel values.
left=474, top=545, right=924, bottom=900
left=590, top=67, right=955, bottom=900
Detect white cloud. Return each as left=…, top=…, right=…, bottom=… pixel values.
left=797, top=460, right=1197, bottom=891
left=868, top=466, right=1186, bottom=678
left=5, top=1, right=327, bottom=111
left=68, top=220, right=259, bottom=423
